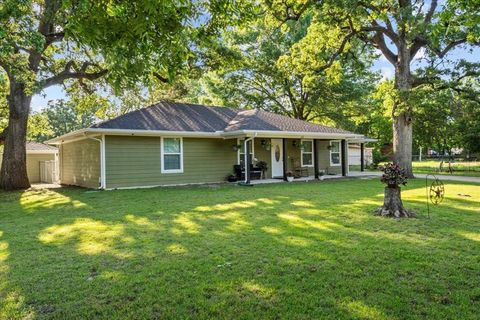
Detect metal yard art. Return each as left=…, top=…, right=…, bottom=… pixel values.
left=425, top=174, right=445, bottom=218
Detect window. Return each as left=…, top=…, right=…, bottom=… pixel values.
left=161, top=137, right=183, bottom=173
left=330, top=140, right=341, bottom=166
left=301, top=140, right=314, bottom=167
left=238, top=138, right=254, bottom=166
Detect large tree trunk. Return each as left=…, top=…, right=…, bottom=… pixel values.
left=393, top=113, right=413, bottom=177
left=393, top=43, right=414, bottom=177
left=0, top=82, right=31, bottom=190
left=376, top=186, right=414, bottom=218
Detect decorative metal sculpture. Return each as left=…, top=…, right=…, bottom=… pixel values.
left=425, top=174, right=445, bottom=218
left=429, top=179, right=445, bottom=204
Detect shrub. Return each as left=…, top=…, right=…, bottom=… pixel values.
left=379, top=163, right=408, bottom=188
left=372, top=149, right=388, bottom=169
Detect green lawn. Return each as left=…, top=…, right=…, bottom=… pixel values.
left=412, top=160, right=480, bottom=177
left=1, top=179, right=479, bottom=319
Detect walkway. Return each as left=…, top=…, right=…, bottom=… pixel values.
left=349, top=171, right=480, bottom=184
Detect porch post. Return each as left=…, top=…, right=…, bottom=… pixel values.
left=314, top=139, right=319, bottom=179
left=341, top=139, right=347, bottom=176
left=360, top=143, right=365, bottom=172
left=282, top=138, right=288, bottom=181
left=244, top=139, right=251, bottom=184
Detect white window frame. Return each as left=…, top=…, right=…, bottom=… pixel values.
left=237, top=138, right=254, bottom=165
left=161, top=137, right=183, bottom=173
left=301, top=139, right=314, bottom=167
left=329, top=140, right=341, bottom=166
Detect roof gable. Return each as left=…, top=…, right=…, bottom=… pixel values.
left=26, top=141, right=58, bottom=152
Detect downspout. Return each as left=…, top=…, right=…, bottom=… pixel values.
left=84, top=133, right=106, bottom=189
left=243, top=132, right=258, bottom=184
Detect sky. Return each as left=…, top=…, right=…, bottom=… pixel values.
left=30, top=45, right=480, bottom=113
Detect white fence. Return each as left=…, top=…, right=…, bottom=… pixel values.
left=40, top=160, right=57, bottom=183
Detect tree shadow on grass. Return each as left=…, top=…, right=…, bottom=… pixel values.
left=0, top=179, right=479, bottom=319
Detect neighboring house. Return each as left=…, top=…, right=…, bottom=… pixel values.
left=348, top=144, right=373, bottom=166
left=0, top=142, right=58, bottom=183
left=46, top=101, right=372, bottom=189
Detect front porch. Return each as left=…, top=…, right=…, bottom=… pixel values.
left=232, top=137, right=350, bottom=184
left=249, top=174, right=346, bottom=185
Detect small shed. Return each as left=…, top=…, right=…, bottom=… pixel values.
left=0, top=141, right=58, bottom=183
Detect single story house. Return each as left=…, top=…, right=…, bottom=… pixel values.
left=0, top=141, right=58, bottom=183
left=46, top=101, right=372, bottom=189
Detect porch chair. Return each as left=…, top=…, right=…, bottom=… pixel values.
left=233, top=164, right=262, bottom=181
left=291, top=159, right=309, bottom=178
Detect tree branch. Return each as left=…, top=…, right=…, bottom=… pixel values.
left=40, top=61, right=108, bottom=89
left=409, top=35, right=429, bottom=60
left=431, top=39, right=468, bottom=58
left=153, top=72, right=169, bottom=83
left=363, top=20, right=399, bottom=44
left=44, top=32, right=65, bottom=48
left=424, top=0, right=437, bottom=23
left=372, top=32, right=398, bottom=65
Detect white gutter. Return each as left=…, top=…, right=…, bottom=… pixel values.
left=46, top=128, right=222, bottom=144
left=84, top=133, right=106, bottom=189
left=26, top=150, right=58, bottom=154
left=46, top=127, right=365, bottom=145
left=221, top=130, right=362, bottom=139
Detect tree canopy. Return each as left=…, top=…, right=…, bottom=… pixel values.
left=1, top=0, right=479, bottom=190
left=0, top=0, right=253, bottom=189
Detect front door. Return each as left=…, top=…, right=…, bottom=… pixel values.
left=271, top=139, right=284, bottom=178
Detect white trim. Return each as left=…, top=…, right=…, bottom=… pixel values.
left=101, top=134, right=106, bottom=188
left=46, top=128, right=221, bottom=144
left=300, top=139, right=314, bottom=167
left=161, top=137, right=184, bottom=173
left=223, top=130, right=362, bottom=139
left=329, top=140, right=341, bottom=166
left=46, top=128, right=365, bottom=144
left=345, top=139, right=350, bottom=177
left=348, top=137, right=377, bottom=143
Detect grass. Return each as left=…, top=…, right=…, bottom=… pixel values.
left=1, top=178, right=479, bottom=319
left=412, top=160, right=480, bottom=177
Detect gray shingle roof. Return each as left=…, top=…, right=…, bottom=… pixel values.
left=26, top=141, right=58, bottom=151
left=91, top=101, right=353, bottom=135
left=224, top=109, right=351, bottom=134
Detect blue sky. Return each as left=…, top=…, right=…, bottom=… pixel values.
left=31, top=46, right=479, bottom=113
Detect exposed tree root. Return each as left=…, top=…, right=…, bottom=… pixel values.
left=375, top=186, right=415, bottom=218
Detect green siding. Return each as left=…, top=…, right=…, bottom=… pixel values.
left=60, top=139, right=100, bottom=188
left=105, top=136, right=237, bottom=188
left=317, top=140, right=342, bottom=175
left=284, top=139, right=315, bottom=176
left=26, top=154, right=55, bottom=183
